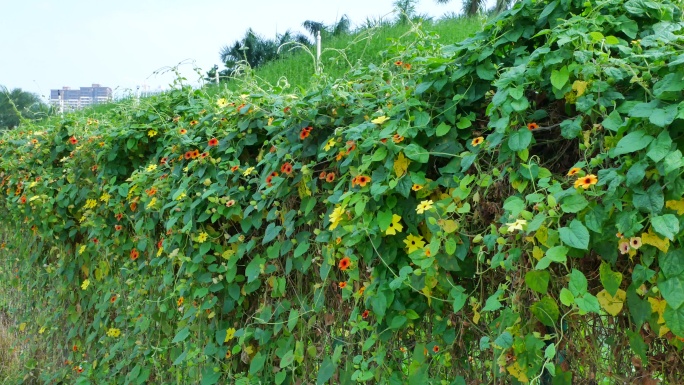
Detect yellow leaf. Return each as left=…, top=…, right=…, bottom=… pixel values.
left=371, top=115, right=389, bottom=125
left=658, top=324, right=670, bottom=337
left=642, top=228, right=669, bottom=252
left=572, top=80, right=588, bottom=96
left=507, top=362, right=530, bottom=383
left=440, top=220, right=459, bottom=234
left=535, top=226, right=549, bottom=247
left=421, top=286, right=432, bottom=306
left=666, top=199, right=684, bottom=215
left=648, top=297, right=667, bottom=324
left=471, top=301, right=481, bottom=325
left=597, top=289, right=626, bottom=316
left=393, top=152, right=410, bottom=177
left=532, top=246, right=544, bottom=261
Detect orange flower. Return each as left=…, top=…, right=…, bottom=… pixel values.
left=395, top=60, right=403, bottom=66
left=225, top=351, right=232, bottom=359
left=73, top=345, right=78, bottom=352
left=392, top=134, right=404, bottom=143
left=184, top=151, right=192, bottom=160
left=200, top=152, right=208, bottom=159
left=362, top=310, right=370, bottom=319
left=160, top=157, right=168, bottom=165
left=230, top=165, right=239, bottom=172
left=403, top=63, right=411, bottom=70
left=281, top=162, right=293, bottom=175
left=179, top=129, right=187, bottom=135
left=110, top=295, right=117, bottom=303
left=338, top=257, right=351, bottom=270
left=380, top=138, right=388, bottom=144
left=471, top=137, right=484, bottom=147
left=432, top=345, right=440, bottom=353
left=130, top=202, right=137, bottom=211
left=157, top=239, right=163, bottom=249
left=190, top=120, right=198, bottom=126
left=146, top=187, right=157, bottom=196
left=115, top=225, right=122, bottom=231
left=527, top=122, right=539, bottom=130
left=191, top=150, right=200, bottom=159
left=130, top=249, right=139, bottom=260
left=346, top=141, right=356, bottom=152
left=75, top=366, right=84, bottom=374
left=92, top=238, right=99, bottom=244
left=319, top=171, right=327, bottom=180
left=567, top=167, right=581, bottom=176
left=20, top=196, right=26, bottom=204
left=326, top=172, right=336, bottom=183
left=299, top=129, right=311, bottom=140
left=177, top=297, right=184, bottom=307
left=208, top=138, right=219, bottom=147
left=115, top=213, right=123, bottom=221
left=283, top=106, right=291, bottom=113
left=266, top=175, right=275, bottom=187
left=69, top=136, right=78, bottom=145
left=339, top=282, right=347, bottom=289
left=574, top=174, right=598, bottom=189
left=355, top=175, right=371, bottom=187
left=358, top=287, right=366, bottom=296
left=226, top=200, right=236, bottom=207
left=336, top=151, right=346, bottom=161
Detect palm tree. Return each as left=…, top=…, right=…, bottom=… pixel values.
left=394, top=0, right=418, bottom=24
left=302, top=15, right=351, bottom=39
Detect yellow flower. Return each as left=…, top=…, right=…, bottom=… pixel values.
left=84, top=199, right=97, bottom=209
left=506, top=219, right=527, bottom=232
left=146, top=164, right=157, bottom=172
left=157, top=247, right=163, bottom=257
left=79, top=245, right=86, bottom=254
left=147, top=197, right=157, bottom=209
left=147, top=130, right=157, bottom=137
left=471, top=137, right=484, bottom=147
left=217, top=98, right=229, bottom=108
left=224, top=327, right=236, bottom=342
left=329, top=206, right=345, bottom=230
left=412, top=184, right=423, bottom=191
left=243, top=167, right=255, bottom=176
left=197, top=232, right=208, bottom=243
left=574, top=174, right=598, bottom=189
left=416, top=200, right=434, bottom=214
left=81, top=279, right=90, bottom=290
left=403, top=234, right=426, bottom=254
left=176, top=191, right=186, bottom=201
left=385, top=214, right=403, bottom=235
left=567, top=167, right=581, bottom=176
left=371, top=116, right=389, bottom=125
left=106, top=328, right=121, bottom=338
left=100, top=193, right=110, bottom=203
left=324, top=138, right=337, bottom=151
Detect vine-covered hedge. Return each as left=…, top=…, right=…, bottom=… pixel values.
left=2, top=0, right=684, bottom=383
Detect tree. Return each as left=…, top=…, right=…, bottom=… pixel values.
left=394, top=0, right=418, bottom=24
left=0, top=86, right=48, bottom=130
left=216, top=28, right=311, bottom=78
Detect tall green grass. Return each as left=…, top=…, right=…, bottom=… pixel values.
left=235, top=17, right=482, bottom=90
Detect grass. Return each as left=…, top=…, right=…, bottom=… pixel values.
left=0, top=225, right=65, bottom=384
left=228, top=16, right=483, bottom=90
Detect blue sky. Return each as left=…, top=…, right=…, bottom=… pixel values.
left=0, top=1, right=483, bottom=99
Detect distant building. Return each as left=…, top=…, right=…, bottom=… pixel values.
left=49, top=84, right=112, bottom=110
